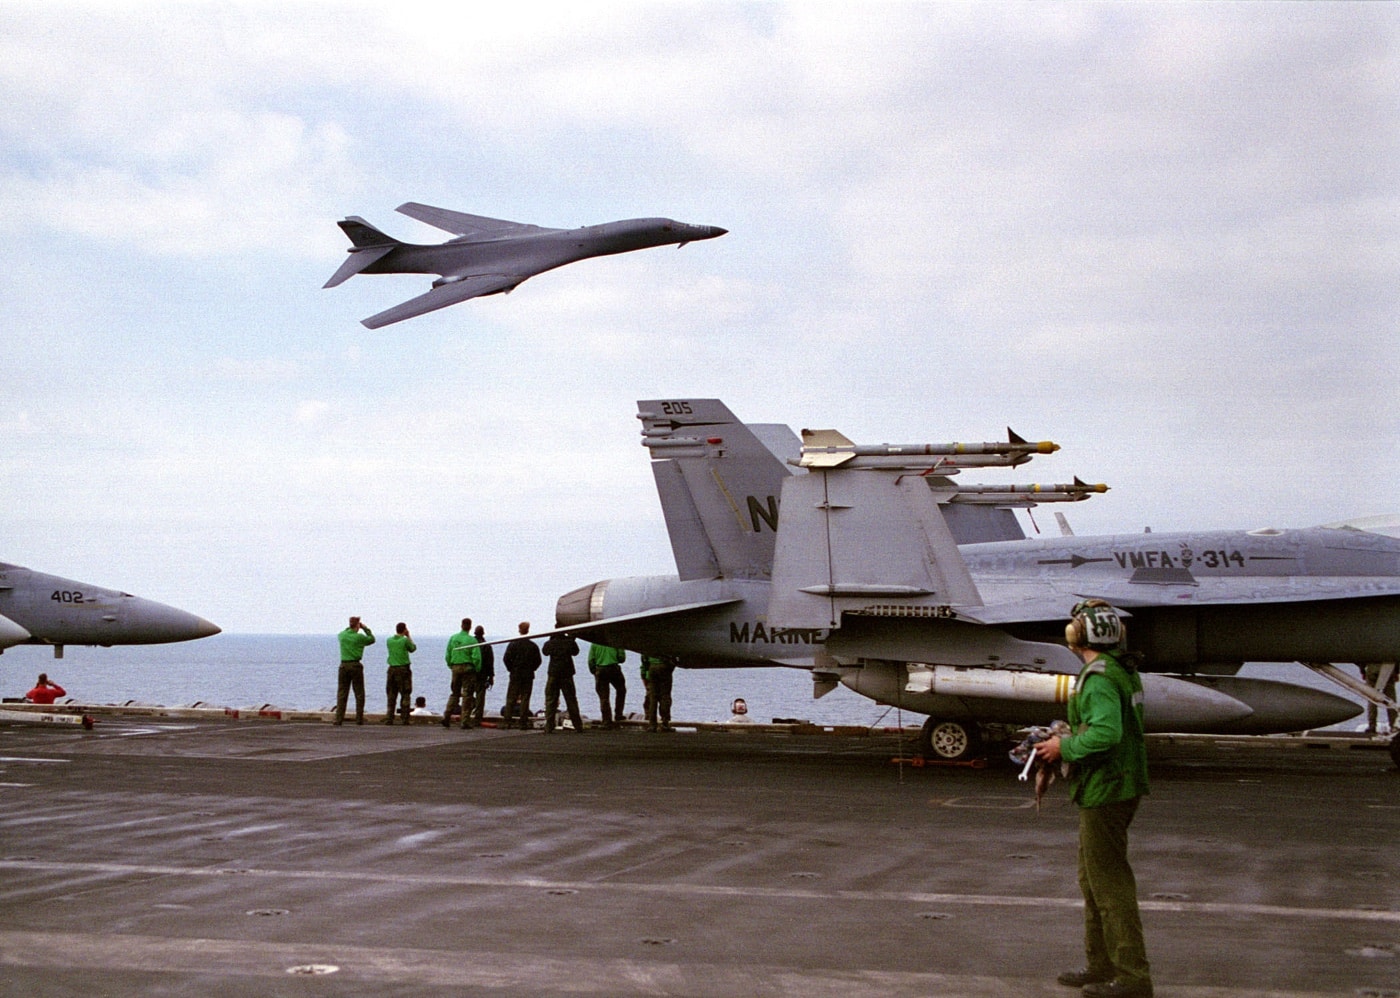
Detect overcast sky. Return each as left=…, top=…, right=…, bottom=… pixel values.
left=2, top=1, right=1396, bottom=635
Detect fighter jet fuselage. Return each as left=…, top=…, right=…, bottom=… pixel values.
left=559, top=529, right=1400, bottom=671
left=968, top=529, right=1400, bottom=667
left=0, top=562, right=220, bottom=655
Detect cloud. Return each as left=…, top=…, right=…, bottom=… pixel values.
left=1, top=1, right=1396, bottom=630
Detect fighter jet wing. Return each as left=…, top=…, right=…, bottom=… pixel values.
left=455, top=599, right=745, bottom=649
left=958, top=573, right=1400, bottom=622
left=361, top=273, right=529, bottom=329
left=952, top=595, right=1099, bottom=626
left=395, top=203, right=552, bottom=239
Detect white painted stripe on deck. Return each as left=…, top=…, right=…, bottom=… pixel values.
left=0, top=929, right=1349, bottom=997
left=1, top=859, right=1395, bottom=924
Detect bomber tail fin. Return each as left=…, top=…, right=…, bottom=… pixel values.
left=323, top=216, right=401, bottom=288
left=336, top=216, right=399, bottom=249
left=638, top=400, right=798, bottom=582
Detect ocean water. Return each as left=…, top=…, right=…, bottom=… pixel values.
left=0, top=633, right=893, bottom=727
left=0, top=633, right=1374, bottom=731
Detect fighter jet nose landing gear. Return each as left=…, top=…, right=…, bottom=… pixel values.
left=919, top=717, right=983, bottom=762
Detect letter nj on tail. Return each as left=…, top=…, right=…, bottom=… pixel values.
left=324, top=203, right=726, bottom=328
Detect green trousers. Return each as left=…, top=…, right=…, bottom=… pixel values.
left=1078, top=798, right=1151, bottom=986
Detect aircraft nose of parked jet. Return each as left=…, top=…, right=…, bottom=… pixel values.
left=130, top=597, right=221, bottom=643
left=189, top=615, right=223, bottom=640
left=0, top=612, right=32, bottom=649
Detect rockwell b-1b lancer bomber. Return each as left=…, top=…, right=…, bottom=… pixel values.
left=324, top=203, right=727, bottom=328
left=541, top=399, right=1398, bottom=762
left=0, top=561, right=220, bottom=658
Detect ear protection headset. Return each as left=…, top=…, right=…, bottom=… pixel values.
left=1065, top=598, right=1124, bottom=650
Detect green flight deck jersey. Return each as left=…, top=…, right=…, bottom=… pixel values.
left=587, top=643, right=626, bottom=672
left=445, top=630, right=481, bottom=669
left=1060, top=649, right=1149, bottom=809
left=386, top=634, right=416, bottom=667
left=338, top=625, right=375, bottom=662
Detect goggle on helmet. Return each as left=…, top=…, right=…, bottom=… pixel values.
left=1066, top=598, right=1124, bottom=649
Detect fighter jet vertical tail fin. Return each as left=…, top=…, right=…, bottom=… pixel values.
left=638, top=400, right=798, bottom=582
left=324, top=217, right=401, bottom=289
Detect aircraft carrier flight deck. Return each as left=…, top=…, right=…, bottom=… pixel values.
left=0, top=710, right=1396, bottom=997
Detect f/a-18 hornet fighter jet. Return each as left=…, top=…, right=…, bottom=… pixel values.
left=489, top=400, right=1396, bottom=763
left=324, top=203, right=727, bottom=329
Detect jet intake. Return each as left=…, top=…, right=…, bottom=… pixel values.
left=556, top=581, right=607, bottom=627
left=0, top=613, right=31, bottom=649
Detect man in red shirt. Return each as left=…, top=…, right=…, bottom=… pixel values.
left=25, top=674, right=66, bottom=705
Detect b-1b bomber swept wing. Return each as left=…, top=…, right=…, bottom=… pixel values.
left=324, top=203, right=727, bottom=328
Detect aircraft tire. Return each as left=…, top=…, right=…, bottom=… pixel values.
left=920, top=717, right=981, bottom=762
left=1389, top=732, right=1399, bottom=770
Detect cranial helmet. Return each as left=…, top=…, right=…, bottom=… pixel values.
left=1065, top=598, right=1124, bottom=650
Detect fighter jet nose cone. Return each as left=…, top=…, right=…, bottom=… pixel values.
left=145, top=601, right=221, bottom=643
left=708, top=226, right=728, bottom=238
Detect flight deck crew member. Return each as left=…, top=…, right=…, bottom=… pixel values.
left=587, top=642, right=627, bottom=728
left=640, top=655, right=654, bottom=723
left=335, top=616, right=375, bottom=726
left=442, top=618, right=481, bottom=729
left=25, top=673, right=66, bottom=705
left=1035, top=599, right=1152, bottom=998
left=541, top=632, right=584, bottom=733
left=473, top=625, right=494, bottom=726
left=502, top=622, right=542, bottom=729
left=1361, top=662, right=1397, bottom=734
left=384, top=622, right=416, bottom=725
left=640, top=654, right=675, bottom=732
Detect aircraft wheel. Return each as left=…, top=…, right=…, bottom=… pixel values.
left=1389, top=732, right=1399, bottom=770
left=920, top=718, right=981, bottom=761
